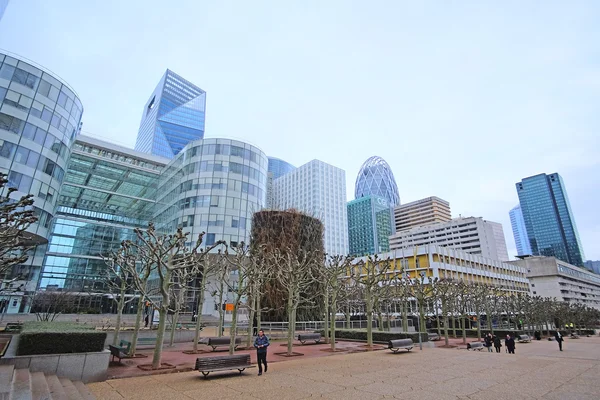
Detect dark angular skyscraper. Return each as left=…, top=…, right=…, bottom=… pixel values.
left=134, top=69, right=206, bottom=159
left=516, top=173, right=585, bottom=266
left=355, top=156, right=400, bottom=207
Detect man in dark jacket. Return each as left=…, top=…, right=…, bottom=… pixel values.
left=254, top=329, right=270, bottom=375
left=554, top=331, right=564, bottom=351
left=493, top=335, right=502, bottom=353
left=505, top=334, right=516, bottom=354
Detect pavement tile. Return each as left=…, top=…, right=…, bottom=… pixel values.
left=86, top=335, right=600, bottom=400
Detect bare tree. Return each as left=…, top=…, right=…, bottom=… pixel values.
left=455, top=281, right=471, bottom=344
left=435, top=278, right=457, bottom=346
left=469, top=284, right=490, bottom=341
left=0, top=173, right=38, bottom=276
left=102, top=242, right=137, bottom=346
left=321, top=254, right=354, bottom=351
left=167, top=263, right=197, bottom=346
left=191, top=247, right=225, bottom=353
left=31, top=289, right=77, bottom=322
left=129, top=224, right=217, bottom=369
left=352, top=254, right=392, bottom=348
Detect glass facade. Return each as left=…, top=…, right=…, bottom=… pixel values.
left=0, top=0, right=8, bottom=22
left=355, top=156, right=400, bottom=207
left=0, top=51, right=83, bottom=309
left=516, top=173, right=585, bottom=266
left=40, top=136, right=166, bottom=296
left=134, top=69, right=206, bottom=159
left=156, top=138, right=268, bottom=248
left=509, top=204, right=531, bottom=256
left=347, top=195, right=393, bottom=256
left=267, top=157, right=295, bottom=180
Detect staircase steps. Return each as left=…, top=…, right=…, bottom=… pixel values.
left=0, top=365, right=94, bottom=400
left=44, top=375, right=67, bottom=400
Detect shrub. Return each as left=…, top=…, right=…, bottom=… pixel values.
left=17, top=322, right=107, bottom=355
left=317, top=329, right=428, bottom=343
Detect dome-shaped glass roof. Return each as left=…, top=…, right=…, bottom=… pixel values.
left=354, top=156, right=400, bottom=207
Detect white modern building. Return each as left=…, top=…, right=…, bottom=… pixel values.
left=272, top=159, right=348, bottom=255
left=389, top=216, right=510, bottom=262
left=510, top=256, right=600, bottom=310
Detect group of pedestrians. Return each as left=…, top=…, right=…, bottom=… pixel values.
left=483, top=333, right=515, bottom=354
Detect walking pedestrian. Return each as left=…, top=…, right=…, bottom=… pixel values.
left=493, top=335, right=502, bottom=353
left=484, top=333, right=493, bottom=352
left=554, top=331, right=564, bottom=351
left=254, top=329, right=269, bottom=376
left=505, top=334, right=515, bottom=354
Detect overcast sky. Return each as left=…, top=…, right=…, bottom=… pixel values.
left=1, top=1, right=598, bottom=260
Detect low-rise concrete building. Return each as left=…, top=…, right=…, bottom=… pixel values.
left=389, top=216, right=510, bottom=262
left=510, top=256, right=600, bottom=310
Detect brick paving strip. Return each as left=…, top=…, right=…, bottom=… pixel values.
left=89, top=336, right=600, bottom=399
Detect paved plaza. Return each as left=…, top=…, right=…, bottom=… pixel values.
left=89, top=336, right=600, bottom=399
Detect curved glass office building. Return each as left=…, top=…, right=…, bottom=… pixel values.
left=0, top=51, right=83, bottom=311
left=156, top=138, right=268, bottom=247
left=267, top=157, right=295, bottom=180
left=355, top=156, right=400, bottom=207
left=0, top=51, right=83, bottom=244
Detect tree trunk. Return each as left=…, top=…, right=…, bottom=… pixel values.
left=286, top=287, right=296, bottom=356
left=418, top=300, right=425, bottom=338
left=452, top=316, right=457, bottom=338
left=169, top=310, right=179, bottom=346
left=193, top=277, right=208, bottom=353
left=152, top=308, right=167, bottom=369
left=330, top=293, right=337, bottom=351
left=402, top=302, right=408, bottom=332
left=129, top=296, right=144, bottom=356
left=461, top=314, right=467, bottom=344
left=217, top=280, right=225, bottom=337
left=475, top=306, right=482, bottom=341
left=323, top=288, right=330, bottom=344
left=366, top=289, right=373, bottom=348
left=345, top=304, right=350, bottom=329
left=229, top=301, right=239, bottom=355
left=246, top=305, right=255, bottom=349
left=112, top=281, right=127, bottom=346
left=442, top=301, right=449, bottom=346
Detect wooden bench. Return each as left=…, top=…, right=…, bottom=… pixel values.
left=569, top=333, right=580, bottom=339
left=298, top=333, right=322, bottom=344
left=518, top=334, right=531, bottom=343
left=137, top=337, right=157, bottom=346
left=195, top=354, right=254, bottom=377
left=205, top=337, right=241, bottom=351
left=108, top=345, right=128, bottom=363
left=428, top=333, right=440, bottom=341
left=467, top=342, right=484, bottom=351
left=4, top=323, right=22, bottom=333
left=388, top=339, right=414, bottom=353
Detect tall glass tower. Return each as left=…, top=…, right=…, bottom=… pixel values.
left=509, top=204, right=531, bottom=256
left=516, top=173, right=585, bottom=266
left=0, top=0, right=9, bottom=22
left=134, top=69, right=206, bottom=159
left=268, top=157, right=295, bottom=180
left=355, top=156, right=400, bottom=207
left=347, top=195, right=394, bottom=256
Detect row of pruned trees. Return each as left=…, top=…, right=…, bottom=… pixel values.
left=324, top=254, right=600, bottom=348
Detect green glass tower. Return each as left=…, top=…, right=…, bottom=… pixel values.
left=516, top=173, right=585, bottom=266
left=347, top=195, right=394, bottom=256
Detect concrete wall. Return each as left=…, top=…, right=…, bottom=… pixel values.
left=0, top=351, right=109, bottom=383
